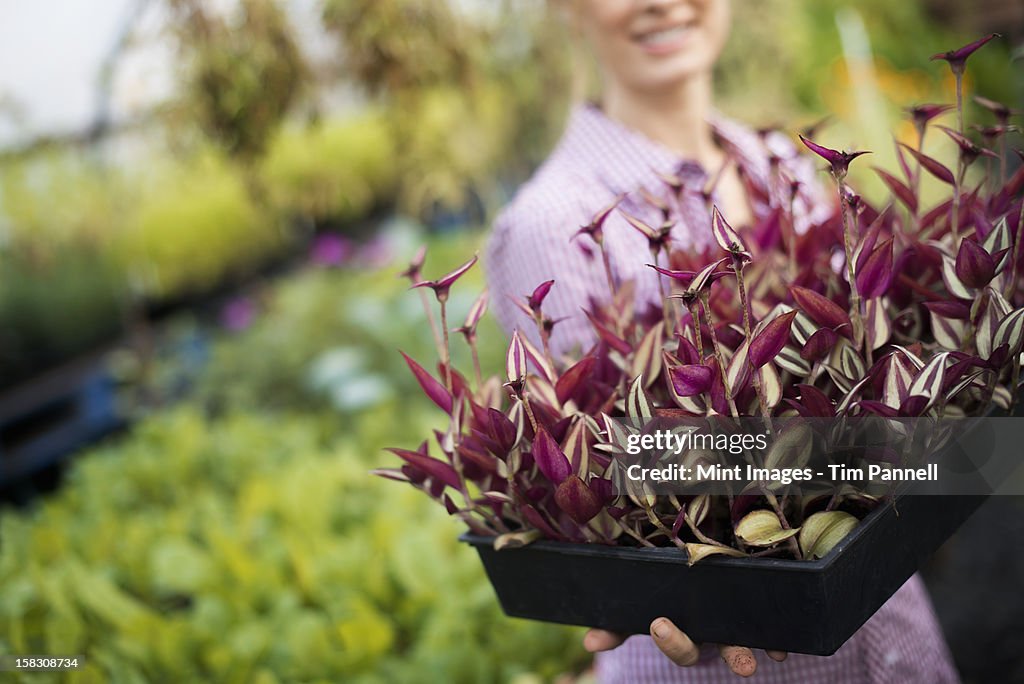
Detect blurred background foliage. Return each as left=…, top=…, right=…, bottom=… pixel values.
left=0, top=0, right=1020, bottom=680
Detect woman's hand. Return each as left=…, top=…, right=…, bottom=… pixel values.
left=583, top=618, right=788, bottom=678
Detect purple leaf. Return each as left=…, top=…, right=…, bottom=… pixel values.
left=669, top=364, right=715, bottom=397
left=457, top=290, right=489, bottom=336
left=400, top=351, right=454, bottom=414
left=924, top=300, right=971, bottom=320
left=712, top=205, right=748, bottom=254
left=412, top=255, right=478, bottom=302
left=555, top=356, right=596, bottom=405
left=583, top=310, right=633, bottom=355
left=527, top=280, right=555, bottom=313
left=974, top=95, right=1014, bottom=123
left=398, top=245, right=427, bottom=282
left=675, top=334, right=701, bottom=365
left=856, top=238, right=895, bottom=299
left=873, top=167, right=918, bottom=214
left=387, top=448, right=461, bottom=491
left=620, top=210, right=658, bottom=240
left=521, top=504, right=562, bottom=539
left=800, top=328, right=838, bottom=362
left=790, top=286, right=852, bottom=338
left=575, top=194, right=624, bottom=245
left=749, top=311, right=798, bottom=369
left=898, top=143, right=955, bottom=185
left=506, top=330, right=528, bottom=392
left=931, top=33, right=1000, bottom=72
left=532, top=427, right=572, bottom=484
left=955, top=238, right=995, bottom=289
left=554, top=475, right=604, bottom=525
left=937, top=126, right=999, bottom=165
left=689, top=258, right=733, bottom=293
left=648, top=264, right=696, bottom=285
left=798, top=135, right=871, bottom=179
left=488, top=408, right=517, bottom=453
left=796, top=384, right=835, bottom=417
left=905, top=103, right=955, bottom=129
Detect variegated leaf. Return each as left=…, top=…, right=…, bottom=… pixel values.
left=626, top=376, right=654, bottom=424
left=736, top=510, right=799, bottom=547
left=799, top=511, right=858, bottom=559
left=685, top=543, right=747, bottom=566
left=726, top=339, right=752, bottom=399
left=506, top=330, right=527, bottom=384
left=864, top=297, right=891, bottom=351
left=757, top=363, right=782, bottom=409
left=764, top=423, right=814, bottom=470
left=931, top=311, right=965, bottom=350
left=941, top=254, right=974, bottom=299
left=994, top=308, right=1024, bottom=358
left=520, top=333, right=556, bottom=384
left=791, top=312, right=819, bottom=346
left=776, top=345, right=813, bottom=376
left=976, top=299, right=1000, bottom=360
left=982, top=216, right=1011, bottom=274
left=687, top=494, right=710, bottom=527
left=907, top=352, right=949, bottom=410
left=630, top=322, right=665, bottom=389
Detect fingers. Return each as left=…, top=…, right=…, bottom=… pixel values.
left=583, top=629, right=625, bottom=653
left=766, top=650, right=788, bottom=662
left=719, top=645, right=758, bottom=678
left=649, top=617, right=701, bottom=666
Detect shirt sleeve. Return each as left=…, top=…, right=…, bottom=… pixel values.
left=484, top=183, right=609, bottom=359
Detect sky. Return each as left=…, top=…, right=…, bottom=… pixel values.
left=0, top=0, right=329, bottom=150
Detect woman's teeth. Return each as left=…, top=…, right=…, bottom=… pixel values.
left=639, top=26, right=692, bottom=47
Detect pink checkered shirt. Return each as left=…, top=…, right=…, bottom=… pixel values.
left=483, top=103, right=960, bottom=683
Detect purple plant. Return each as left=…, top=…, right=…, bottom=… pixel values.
left=381, top=37, right=1024, bottom=563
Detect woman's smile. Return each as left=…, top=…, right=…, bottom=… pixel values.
left=633, top=21, right=699, bottom=56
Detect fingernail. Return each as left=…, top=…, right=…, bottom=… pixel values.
left=651, top=619, right=668, bottom=639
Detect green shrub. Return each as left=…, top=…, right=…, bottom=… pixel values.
left=0, top=407, right=586, bottom=683
left=192, top=233, right=504, bottom=414
left=260, top=114, right=397, bottom=230
left=112, top=150, right=290, bottom=303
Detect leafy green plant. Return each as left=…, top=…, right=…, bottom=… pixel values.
left=0, top=406, right=587, bottom=683
left=259, top=113, right=397, bottom=231
left=166, top=0, right=308, bottom=161
left=113, top=150, right=290, bottom=303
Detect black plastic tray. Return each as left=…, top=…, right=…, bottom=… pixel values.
left=462, top=492, right=986, bottom=655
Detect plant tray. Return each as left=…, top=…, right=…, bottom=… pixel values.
left=462, top=491, right=986, bottom=655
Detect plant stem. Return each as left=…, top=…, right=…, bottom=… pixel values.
left=1005, top=200, right=1024, bottom=302
left=760, top=485, right=802, bottom=559
left=687, top=300, right=704, bottom=358
left=736, top=266, right=770, bottom=420
left=522, top=394, right=540, bottom=434
left=787, top=189, right=798, bottom=281
left=700, top=292, right=740, bottom=417
left=684, top=513, right=731, bottom=549
left=644, top=503, right=686, bottom=549
left=955, top=69, right=965, bottom=137
left=952, top=160, right=965, bottom=243
left=1000, top=135, right=1008, bottom=188
left=838, top=178, right=865, bottom=348
left=468, top=335, right=483, bottom=389
left=439, top=300, right=452, bottom=393
left=620, top=520, right=657, bottom=548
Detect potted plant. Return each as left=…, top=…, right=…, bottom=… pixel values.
left=375, top=35, right=1024, bottom=655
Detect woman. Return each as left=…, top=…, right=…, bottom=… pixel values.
left=484, top=1, right=960, bottom=682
